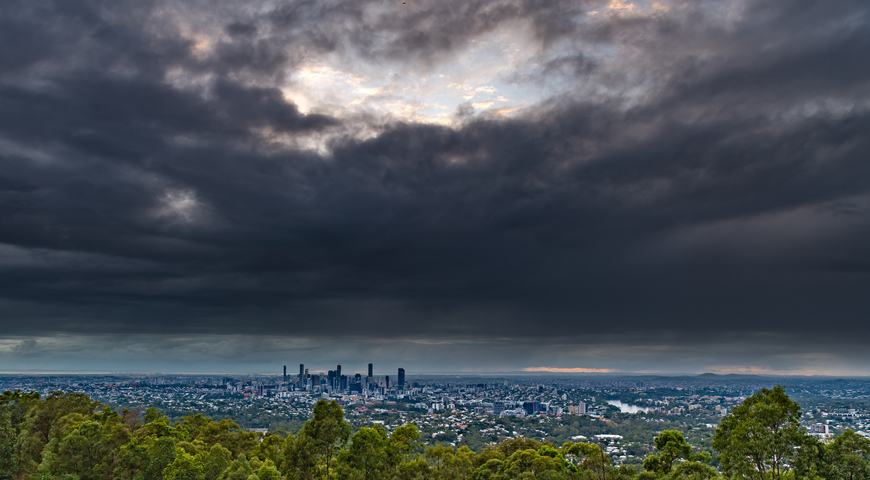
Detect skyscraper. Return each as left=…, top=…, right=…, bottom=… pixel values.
left=398, top=368, right=405, bottom=389
left=283, top=365, right=287, bottom=382
left=299, top=364, right=304, bottom=387
left=336, top=364, right=341, bottom=379
left=368, top=363, right=373, bottom=378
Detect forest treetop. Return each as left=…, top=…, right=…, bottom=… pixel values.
left=2, top=386, right=870, bottom=480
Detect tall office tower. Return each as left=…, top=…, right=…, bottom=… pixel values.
left=283, top=365, right=287, bottom=382
left=299, top=364, right=304, bottom=385
left=398, top=368, right=405, bottom=389
left=336, top=364, right=341, bottom=379
left=385, top=375, right=390, bottom=389
left=368, top=363, right=373, bottom=378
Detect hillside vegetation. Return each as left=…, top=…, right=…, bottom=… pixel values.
left=1, top=386, right=868, bottom=480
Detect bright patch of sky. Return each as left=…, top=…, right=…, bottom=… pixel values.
left=276, top=0, right=690, bottom=126
left=281, top=26, right=543, bottom=125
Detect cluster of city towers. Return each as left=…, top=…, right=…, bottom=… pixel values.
left=282, top=363, right=405, bottom=394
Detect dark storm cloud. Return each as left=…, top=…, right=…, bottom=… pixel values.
left=1, top=0, right=870, bottom=363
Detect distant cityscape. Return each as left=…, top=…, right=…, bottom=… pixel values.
left=3, top=370, right=870, bottom=466
left=281, top=363, right=406, bottom=394
left=283, top=363, right=582, bottom=417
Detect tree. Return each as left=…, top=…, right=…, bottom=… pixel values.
left=288, top=432, right=318, bottom=480
left=219, top=454, right=254, bottom=480
left=671, top=461, right=721, bottom=480
left=452, top=446, right=476, bottom=479
left=255, top=460, right=279, bottom=480
left=792, top=433, right=826, bottom=480
left=14, top=391, right=98, bottom=479
left=114, top=436, right=152, bottom=480
left=256, top=435, right=287, bottom=468
left=643, top=430, right=697, bottom=475
left=0, top=410, right=17, bottom=479
left=164, top=452, right=204, bottom=480
left=562, top=442, right=612, bottom=480
left=0, top=390, right=41, bottom=480
left=827, top=429, right=870, bottom=480
left=297, top=400, right=351, bottom=480
left=471, top=458, right=503, bottom=480
left=385, top=424, right=421, bottom=476
left=201, top=444, right=233, bottom=480
left=713, top=385, right=804, bottom=480
left=146, top=437, right=179, bottom=480
left=343, top=425, right=387, bottom=480
left=40, top=418, right=108, bottom=480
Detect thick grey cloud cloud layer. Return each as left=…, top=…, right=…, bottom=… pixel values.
left=1, top=0, right=870, bottom=372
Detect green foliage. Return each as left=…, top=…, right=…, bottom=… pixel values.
left=219, top=454, right=254, bottom=480
left=8, top=386, right=870, bottom=480
left=164, top=452, right=204, bottom=480
left=791, top=433, right=826, bottom=480
left=295, top=400, right=351, bottom=480
left=255, top=460, right=279, bottom=480
left=202, top=445, right=233, bottom=480
left=16, top=391, right=99, bottom=479
left=146, top=437, right=179, bottom=480
left=341, top=425, right=388, bottom=480
left=0, top=409, right=17, bottom=478
left=643, top=430, right=695, bottom=475
left=670, top=461, right=720, bottom=480
left=826, top=429, right=870, bottom=480
left=38, top=413, right=131, bottom=480
left=713, top=385, right=804, bottom=480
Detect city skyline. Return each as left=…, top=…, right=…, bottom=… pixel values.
left=2, top=0, right=870, bottom=375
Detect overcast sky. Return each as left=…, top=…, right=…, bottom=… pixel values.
left=1, top=0, right=869, bottom=375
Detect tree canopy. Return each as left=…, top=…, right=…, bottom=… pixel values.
left=2, top=386, right=870, bottom=480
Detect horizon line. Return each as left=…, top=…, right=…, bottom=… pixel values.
left=2, top=370, right=870, bottom=379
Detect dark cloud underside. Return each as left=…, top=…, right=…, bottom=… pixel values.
left=1, top=0, right=870, bottom=371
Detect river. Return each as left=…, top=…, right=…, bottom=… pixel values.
left=607, top=400, right=650, bottom=413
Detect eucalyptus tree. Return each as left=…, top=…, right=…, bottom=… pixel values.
left=827, top=429, right=870, bottom=480
left=713, top=386, right=805, bottom=480
left=297, top=400, right=351, bottom=480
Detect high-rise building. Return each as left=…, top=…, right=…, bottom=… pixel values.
left=283, top=365, right=287, bottom=382
left=398, top=368, right=405, bottom=389
left=385, top=375, right=390, bottom=389
left=336, top=364, right=341, bottom=379
left=368, top=363, right=373, bottom=378
left=299, top=364, right=304, bottom=386
left=569, top=402, right=587, bottom=415
left=523, top=401, right=542, bottom=415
